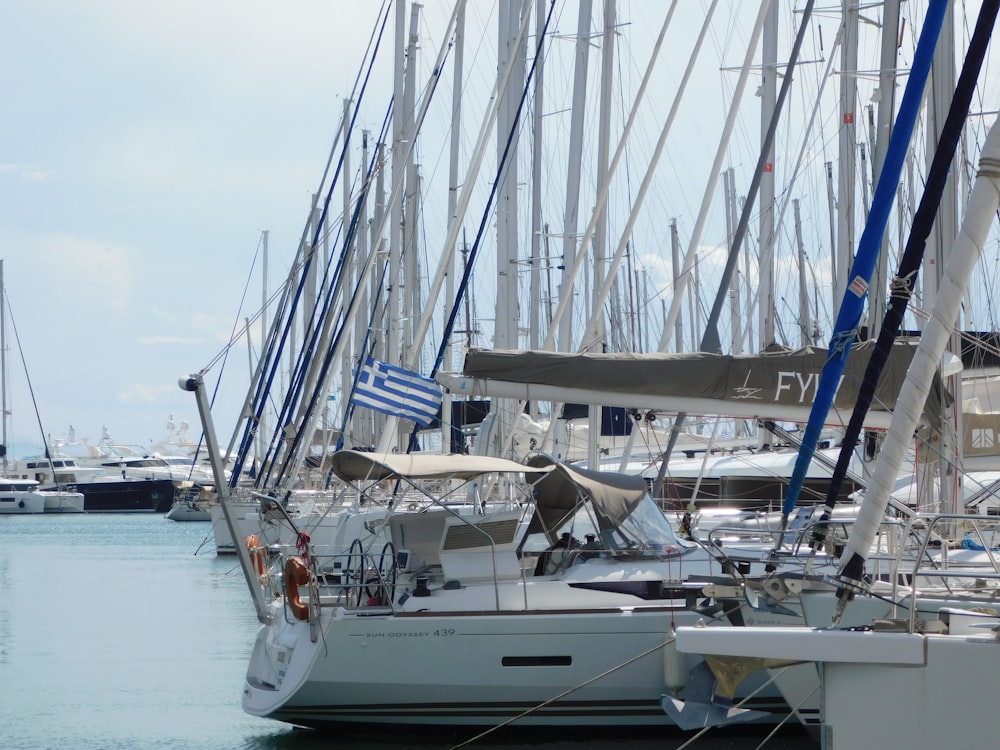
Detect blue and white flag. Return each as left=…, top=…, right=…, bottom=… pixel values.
left=354, top=357, right=443, bottom=427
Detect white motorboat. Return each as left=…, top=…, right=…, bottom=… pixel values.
left=0, top=478, right=84, bottom=514
left=0, top=479, right=47, bottom=514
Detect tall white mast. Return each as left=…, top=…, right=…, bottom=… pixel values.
left=402, top=3, right=421, bottom=366
left=442, top=0, right=466, bottom=452
left=834, top=0, right=859, bottom=307
left=869, top=0, right=901, bottom=334
left=387, top=0, right=408, bottom=372
left=340, top=97, right=354, bottom=436
left=757, top=0, right=777, bottom=348
left=529, top=0, right=545, bottom=354
left=586, top=0, right=617, bottom=469
left=555, top=0, right=593, bottom=353
left=495, top=0, right=527, bottom=355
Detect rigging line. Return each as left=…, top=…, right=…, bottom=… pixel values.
left=259, top=4, right=393, bottom=401
left=334, top=249, right=392, bottom=461
left=228, top=9, right=395, bottom=485
left=749, top=683, right=821, bottom=750
left=2, top=292, right=55, bottom=466
left=199, top=231, right=266, bottom=374
left=299, top=5, right=465, bottom=461
left=307, top=0, right=394, bottom=233
left=275, top=66, right=398, bottom=454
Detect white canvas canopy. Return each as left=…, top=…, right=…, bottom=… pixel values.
left=328, top=449, right=539, bottom=482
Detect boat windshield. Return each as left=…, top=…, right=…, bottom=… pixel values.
left=539, top=493, right=694, bottom=558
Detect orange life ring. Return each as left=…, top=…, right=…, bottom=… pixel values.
left=246, top=534, right=267, bottom=578
left=284, top=556, right=311, bottom=621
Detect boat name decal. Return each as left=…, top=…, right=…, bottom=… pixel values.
left=772, top=371, right=843, bottom=403
left=365, top=629, right=457, bottom=638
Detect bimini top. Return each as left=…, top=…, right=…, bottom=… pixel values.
left=329, top=449, right=542, bottom=482
left=524, top=454, right=649, bottom=535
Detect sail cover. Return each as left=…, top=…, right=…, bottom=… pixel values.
left=446, top=340, right=942, bottom=430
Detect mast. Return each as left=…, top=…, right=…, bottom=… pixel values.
left=376, top=2, right=540, bottom=453
left=585, top=0, right=615, bottom=354
left=402, top=3, right=421, bottom=367
left=555, top=0, right=593, bottom=353
left=258, top=231, right=268, bottom=468
left=529, top=0, right=545, bottom=354
left=587, top=0, right=617, bottom=470
left=723, top=168, right=743, bottom=353
left=387, top=0, right=407, bottom=374
left=340, top=97, right=354, bottom=439
left=834, top=0, right=859, bottom=307
left=869, top=0, right=901, bottom=334
left=794, top=199, right=812, bottom=347
left=670, top=219, right=683, bottom=352
left=442, top=0, right=466, bottom=452
left=354, top=130, right=373, bottom=449
left=757, top=0, right=778, bottom=348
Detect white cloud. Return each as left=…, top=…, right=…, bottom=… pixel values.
left=0, top=163, right=52, bottom=181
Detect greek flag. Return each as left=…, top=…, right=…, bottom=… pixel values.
left=354, top=357, right=443, bottom=427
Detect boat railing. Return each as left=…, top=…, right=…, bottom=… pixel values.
left=705, top=516, right=908, bottom=556
left=889, top=513, right=1000, bottom=630
left=260, top=540, right=399, bottom=622
left=703, top=516, right=920, bottom=585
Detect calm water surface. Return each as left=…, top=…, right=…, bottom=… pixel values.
left=0, top=514, right=813, bottom=750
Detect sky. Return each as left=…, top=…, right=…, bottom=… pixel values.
left=1, top=0, right=394, bottom=454
left=3, top=1, right=999, bottom=457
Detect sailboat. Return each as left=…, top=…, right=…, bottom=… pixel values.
left=669, top=0, right=1000, bottom=738
left=185, top=366, right=796, bottom=729
left=0, top=260, right=85, bottom=514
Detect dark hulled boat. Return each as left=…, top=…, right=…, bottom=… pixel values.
left=11, top=456, right=177, bottom=512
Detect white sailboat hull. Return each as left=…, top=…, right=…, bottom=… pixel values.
left=244, top=601, right=784, bottom=728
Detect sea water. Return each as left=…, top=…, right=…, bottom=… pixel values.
left=0, top=514, right=813, bottom=750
